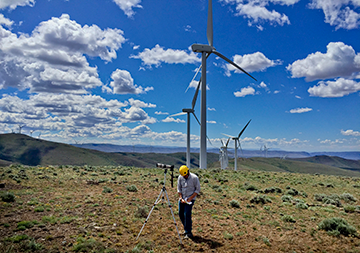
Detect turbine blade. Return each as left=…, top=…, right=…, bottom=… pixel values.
left=222, top=133, right=235, bottom=138
left=212, top=51, right=257, bottom=81
left=185, top=64, right=202, bottom=93
left=192, top=112, right=201, bottom=126
left=221, top=139, right=225, bottom=146
left=191, top=78, right=201, bottom=110
left=239, top=141, right=244, bottom=157
left=207, top=0, right=213, bottom=47
left=226, top=137, right=230, bottom=147
left=237, top=119, right=251, bottom=138
left=207, top=135, right=212, bottom=145
left=170, top=112, right=186, bottom=117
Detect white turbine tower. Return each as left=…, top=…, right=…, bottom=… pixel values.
left=171, top=80, right=201, bottom=169
left=222, top=119, right=251, bottom=171
left=191, top=0, right=257, bottom=169
left=219, top=138, right=230, bottom=170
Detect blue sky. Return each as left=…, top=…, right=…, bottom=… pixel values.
left=0, top=0, right=359, bottom=152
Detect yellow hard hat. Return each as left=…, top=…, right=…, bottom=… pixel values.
left=179, top=165, right=189, bottom=176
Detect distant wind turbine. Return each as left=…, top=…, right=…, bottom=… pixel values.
left=191, top=0, right=257, bottom=169
left=172, top=78, right=213, bottom=169
left=219, top=138, right=230, bottom=170
left=261, top=144, right=270, bottom=158
left=171, top=79, right=201, bottom=169
left=18, top=124, right=25, bottom=134
left=222, top=119, right=251, bottom=171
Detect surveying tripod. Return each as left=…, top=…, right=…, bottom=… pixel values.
left=136, top=163, right=182, bottom=244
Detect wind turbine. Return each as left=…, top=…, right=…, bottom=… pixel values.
left=18, top=124, right=25, bottom=134
left=171, top=79, right=201, bottom=169
left=222, top=119, right=251, bottom=171
left=219, top=138, right=230, bottom=170
left=191, top=0, right=257, bottom=169
left=263, top=144, right=270, bottom=158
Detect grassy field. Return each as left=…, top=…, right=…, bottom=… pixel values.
left=1, top=164, right=360, bottom=253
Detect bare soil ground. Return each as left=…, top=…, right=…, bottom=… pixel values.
left=0, top=165, right=360, bottom=252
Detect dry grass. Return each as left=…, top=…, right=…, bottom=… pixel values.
left=0, top=164, right=360, bottom=252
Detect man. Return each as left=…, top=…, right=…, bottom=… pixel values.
left=177, top=165, right=200, bottom=239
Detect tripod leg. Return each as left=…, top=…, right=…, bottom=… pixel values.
left=136, top=189, right=164, bottom=241
left=164, top=189, right=183, bottom=244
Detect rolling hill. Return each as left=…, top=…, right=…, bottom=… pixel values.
left=0, top=133, right=219, bottom=168
left=1, top=133, right=360, bottom=177
left=293, top=155, right=360, bottom=172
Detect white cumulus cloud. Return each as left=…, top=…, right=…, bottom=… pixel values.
left=287, top=42, right=360, bottom=82
left=0, top=0, right=35, bottom=10
left=308, top=78, right=360, bottom=97
left=234, top=86, right=255, bottom=97
left=0, top=14, right=126, bottom=94
left=226, top=52, right=281, bottom=76
left=130, top=44, right=200, bottom=67
left=341, top=129, right=360, bottom=136
left=0, top=14, right=13, bottom=27
left=309, top=0, right=360, bottom=30
left=112, top=0, right=142, bottom=17
left=220, top=0, right=300, bottom=27
left=108, top=69, right=153, bottom=94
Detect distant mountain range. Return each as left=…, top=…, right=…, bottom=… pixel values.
left=72, top=143, right=360, bottom=160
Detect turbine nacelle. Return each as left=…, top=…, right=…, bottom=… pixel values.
left=182, top=108, right=194, bottom=113
left=191, top=44, right=214, bottom=53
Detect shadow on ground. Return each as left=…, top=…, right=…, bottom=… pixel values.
left=190, top=235, right=223, bottom=249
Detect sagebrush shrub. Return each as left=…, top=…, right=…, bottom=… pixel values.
left=314, top=193, right=342, bottom=207
left=318, top=217, right=357, bottom=237
left=314, top=193, right=326, bottom=202
left=250, top=195, right=272, bottom=205
left=229, top=200, right=240, bottom=208
left=343, top=205, right=356, bottom=213
left=135, top=206, right=149, bottom=218
left=296, top=202, right=308, bottom=209
left=264, top=187, right=282, bottom=194
left=126, top=185, right=138, bottom=192
left=281, top=195, right=293, bottom=203
left=212, top=185, right=222, bottom=192
left=340, top=193, right=357, bottom=203
left=102, top=186, right=113, bottom=193
left=285, top=188, right=299, bottom=196
left=73, top=237, right=106, bottom=252
left=1, top=192, right=15, bottom=202
left=244, top=184, right=258, bottom=191
left=17, top=221, right=34, bottom=229
left=281, top=215, right=296, bottom=223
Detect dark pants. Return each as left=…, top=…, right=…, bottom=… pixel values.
left=178, top=200, right=195, bottom=235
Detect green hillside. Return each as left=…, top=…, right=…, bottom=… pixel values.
left=293, top=155, right=360, bottom=171
left=0, top=133, right=219, bottom=168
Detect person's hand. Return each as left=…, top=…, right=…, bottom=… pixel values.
left=180, top=198, right=186, bottom=203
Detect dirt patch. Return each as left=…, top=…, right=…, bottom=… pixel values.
left=0, top=183, right=31, bottom=191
